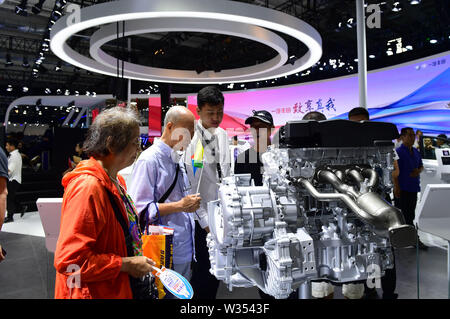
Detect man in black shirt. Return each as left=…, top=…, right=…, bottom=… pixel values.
left=235, top=110, right=280, bottom=299
left=234, top=110, right=274, bottom=186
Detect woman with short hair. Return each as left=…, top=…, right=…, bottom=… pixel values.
left=54, top=106, right=155, bottom=299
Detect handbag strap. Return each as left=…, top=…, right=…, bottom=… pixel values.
left=158, top=163, right=180, bottom=204
left=106, top=189, right=134, bottom=258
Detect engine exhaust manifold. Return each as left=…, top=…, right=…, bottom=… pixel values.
left=296, top=168, right=417, bottom=248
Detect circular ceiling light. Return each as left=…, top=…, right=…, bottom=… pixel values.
left=89, top=18, right=289, bottom=82
left=50, top=0, right=322, bottom=84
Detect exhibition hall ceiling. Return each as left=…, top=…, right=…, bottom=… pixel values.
left=0, top=0, right=449, bottom=98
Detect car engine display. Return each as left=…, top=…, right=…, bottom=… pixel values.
left=207, top=120, right=417, bottom=299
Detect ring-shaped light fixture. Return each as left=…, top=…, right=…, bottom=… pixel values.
left=90, top=18, right=288, bottom=82
left=50, top=0, right=322, bottom=84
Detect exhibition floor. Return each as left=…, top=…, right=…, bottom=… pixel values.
left=0, top=212, right=448, bottom=299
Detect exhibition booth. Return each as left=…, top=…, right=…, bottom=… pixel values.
left=0, top=0, right=449, bottom=302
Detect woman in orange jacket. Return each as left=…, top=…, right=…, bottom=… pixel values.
left=54, top=107, right=155, bottom=299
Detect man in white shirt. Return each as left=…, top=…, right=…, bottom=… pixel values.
left=183, top=86, right=230, bottom=299
left=4, top=138, right=23, bottom=223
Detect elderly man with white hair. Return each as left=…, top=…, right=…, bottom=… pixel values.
left=128, top=106, right=201, bottom=295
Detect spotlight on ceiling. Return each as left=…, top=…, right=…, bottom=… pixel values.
left=409, top=0, right=421, bottom=4
left=43, top=32, right=50, bottom=42
left=55, top=0, right=67, bottom=9
left=5, top=53, right=13, bottom=66
left=51, top=11, right=62, bottom=24
left=32, top=0, right=46, bottom=15
left=288, top=55, right=297, bottom=65
left=346, top=17, right=354, bottom=28
left=429, top=39, right=438, bottom=44
left=22, top=86, right=29, bottom=93
left=369, top=54, right=376, bottom=59
left=7, top=85, right=13, bottom=92
left=45, top=88, right=51, bottom=94
left=55, top=61, right=62, bottom=72
left=392, top=2, right=402, bottom=12
left=15, top=0, right=28, bottom=16
left=22, top=56, right=30, bottom=68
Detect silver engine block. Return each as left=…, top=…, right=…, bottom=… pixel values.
left=207, top=135, right=417, bottom=299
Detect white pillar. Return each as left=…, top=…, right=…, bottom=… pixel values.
left=356, top=0, right=368, bottom=109
left=127, top=38, right=132, bottom=108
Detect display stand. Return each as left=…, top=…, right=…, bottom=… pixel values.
left=36, top=198, right=63, bottom=253
left=416, top=184, right=450, bottom=299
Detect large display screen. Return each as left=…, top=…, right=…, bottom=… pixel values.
left=188, top=52, right=450, bottom=136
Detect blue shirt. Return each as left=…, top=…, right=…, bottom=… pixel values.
left=128, top=139, right=195, bottom=264
left=396, top=144, right=423, bottom=193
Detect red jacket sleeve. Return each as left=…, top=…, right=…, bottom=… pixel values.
left=54, top=176, right=123, bottom=283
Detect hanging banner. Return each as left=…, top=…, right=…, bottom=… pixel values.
left=148, top=97, right=162, bottom=138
